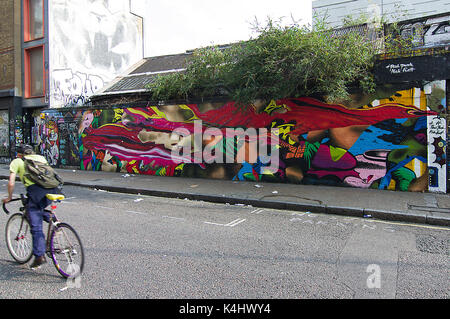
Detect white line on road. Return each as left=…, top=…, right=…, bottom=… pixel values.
left=126, top=210, right=147, bottom=216
left=226, top=218, right=246, bottom=227
left=162, top=216, right=185, bottom=221
left=204, top=218, right=246, bottom=227
left=204, top=221, right=228, bottom=226
left=95, top=205, right=114, bottom=210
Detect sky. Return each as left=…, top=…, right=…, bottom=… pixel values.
left=134, top=0, right=313, bottom=57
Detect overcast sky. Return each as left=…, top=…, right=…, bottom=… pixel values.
left=136, top=0, right=313, bottom=57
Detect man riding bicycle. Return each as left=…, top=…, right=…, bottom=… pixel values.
left=2, top=144, right=60, bottom=269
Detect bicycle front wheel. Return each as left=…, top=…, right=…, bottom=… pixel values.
left=5, top=213, right=33, bottom=264
left=49, top=222, right=84, bottom=278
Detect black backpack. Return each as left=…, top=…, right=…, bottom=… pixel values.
left=23, top=156, right=63, bottom=189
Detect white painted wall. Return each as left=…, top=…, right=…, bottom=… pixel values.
left=48, top=0, right=144, bottom=108
left=425, top=81, right=447, bottom=193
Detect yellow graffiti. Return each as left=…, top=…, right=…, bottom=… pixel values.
left=404, top=157, right=427, bottom=179
left=271, top=122, right=296, bottom=145
left=113, top=109, right=124, bottom=122
left=178, top=104, right=200, bottom=122
left=127, top=160, right=140, bottom=174
left=147, top=106, right=167, bottom=119
left=329, top=146, right=347, bottom=162
left=47, top=121, right=56, bottom=130
left=175, top=163, right=185, bottom=171
left=263, top=99, right=289, bottom=115
left=145, top=105, right=200, bottom=122
left=127, top=108, right=155, bottom=120
left=378, top=89, right=427, bottom=111
left=97, top=123, right=135, bottom=131
left=157, top=167, right=167, bottom=176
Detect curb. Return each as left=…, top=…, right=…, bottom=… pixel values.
left=65, top=181, right=450, bottom=227
left=2, top=175, right=449, bottom=227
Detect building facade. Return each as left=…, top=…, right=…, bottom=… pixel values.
left=0, top=0, right=21, bottom=162
left=0, top=0, right=144, bottom=162
left=313, top=0, right=449, bottom=192
left=312, top=0, right=449, bottom=28
left=13, top=1, right=450, bottom=193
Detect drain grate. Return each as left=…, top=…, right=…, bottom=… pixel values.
left=416, top=235, right=449, bottom=255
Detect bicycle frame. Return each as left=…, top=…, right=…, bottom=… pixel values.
left=4, top=195, right=59, bottom=253
left=45, top=206, right=58, bottom=257
left=44, top=201, right=76, bottom=263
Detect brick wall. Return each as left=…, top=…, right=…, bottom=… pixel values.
left=0, top=0, right=15, bottom=90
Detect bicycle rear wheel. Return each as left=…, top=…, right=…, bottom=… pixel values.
left=5, top=213, right=33, bottom=264
left=49, top=222, right=84, bottom=278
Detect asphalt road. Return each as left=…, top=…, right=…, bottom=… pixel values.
left=0, top=182, right=448, bottom=299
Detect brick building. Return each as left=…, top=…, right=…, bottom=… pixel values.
left=0, top=0, right=145, bottom=162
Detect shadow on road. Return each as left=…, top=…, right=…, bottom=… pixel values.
left=0, top=258, right=64, bottom=284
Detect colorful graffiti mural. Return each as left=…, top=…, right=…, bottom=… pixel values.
left=0, top=111, right=9, bottom=157
left=36, top=87, right=445, bottom=192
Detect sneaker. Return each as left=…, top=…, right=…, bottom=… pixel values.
left=30, top=256, right=47, bottom=269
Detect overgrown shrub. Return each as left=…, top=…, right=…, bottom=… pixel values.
left=147, top=14, right=411, bottom=106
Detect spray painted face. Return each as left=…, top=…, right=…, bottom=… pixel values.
left=80, top=113, right=94, bottom=132
left=138, top=129, right=188, bottom=151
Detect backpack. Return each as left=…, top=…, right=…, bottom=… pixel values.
left=23, top=156, right=63, bottom=189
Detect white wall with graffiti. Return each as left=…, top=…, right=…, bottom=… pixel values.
left=312, top=0, right=449, bottom=29
left=425, top=80, right=447, bottom=193
left=48, top=0, right=144, bottom=108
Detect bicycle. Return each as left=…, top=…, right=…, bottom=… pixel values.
left=3, top=193, right=84, bottom=279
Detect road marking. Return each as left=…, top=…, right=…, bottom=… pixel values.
left=204, top=218, right=246, bottom=227
left=226, top=218, right=246, bottom=227
left=162, top=215, right=185, bottom=221
left=250, top=209, right=264, bottom=214
left=288, top=211, right=449, bottom=232
left=126, top=210, right=147, bottom=216
left=203, top=221, right=228, bottom=226
left=368, top=219, right=450, bottom=231
left=95, top=205, right=114, bottom=210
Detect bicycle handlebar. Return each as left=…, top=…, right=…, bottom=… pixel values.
left=2, top=194, right=26, bottom=215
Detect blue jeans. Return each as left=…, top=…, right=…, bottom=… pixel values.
left=26, top=184, right=59, bottom=257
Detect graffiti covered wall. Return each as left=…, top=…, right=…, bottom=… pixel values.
left=37, top=85, right=447, bottom=192
left=48, top=0, right=143, bottom=108
left=0, top=110, right=9, bottom=158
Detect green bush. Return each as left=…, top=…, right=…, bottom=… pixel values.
left=147, top=16, right=394, bottom=106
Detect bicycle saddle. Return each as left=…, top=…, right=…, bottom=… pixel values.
left=46, top=194, right=65, bottom=201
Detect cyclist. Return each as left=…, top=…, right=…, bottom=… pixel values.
left=2, top=144, right=60, bottom=269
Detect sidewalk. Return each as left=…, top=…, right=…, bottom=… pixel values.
left=1, top=165, right=449, bottom=227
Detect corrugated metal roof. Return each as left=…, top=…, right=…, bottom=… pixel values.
left=96, top=53, right=191, bottom=96
left=130, top=53, right=191, bottom=74
left=106, top=74, right=157, bottom=93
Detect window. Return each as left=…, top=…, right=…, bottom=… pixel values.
left=24, top=0, right=44, bottom=41
left=24, top=46, right=45, bottom=97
